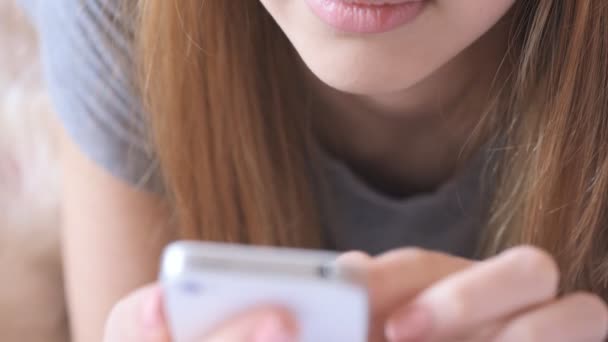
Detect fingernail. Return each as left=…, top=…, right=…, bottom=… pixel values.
left=385, top=306, right=433, bottom=342
left=252, top=315, right=295, bottom=342
left=141, top=287, right=163, bottom=329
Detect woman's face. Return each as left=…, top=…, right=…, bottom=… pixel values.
left=259, top=0, right=517, bottom=96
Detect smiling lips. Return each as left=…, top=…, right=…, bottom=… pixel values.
left=305, top=0, right=428, bottom=34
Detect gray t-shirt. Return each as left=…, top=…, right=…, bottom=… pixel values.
left=21, top=0, right=485, bottom=258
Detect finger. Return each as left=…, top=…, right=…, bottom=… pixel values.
left=103, top=284, right=170, bottom=342
left=336, top=249, right=472, bottom=342
left=201, top=306, right=297, bottom=342
left=385, top=246, right=559, bottom=341
left=493, top=292, right=608, bottom=342
left=362, top=249, right=472, bottom=342
left=368, top=248, right=473, bottom=314
left=335, top=251, right=372, bottom=267
left=334, top=251, right=372, bottom=282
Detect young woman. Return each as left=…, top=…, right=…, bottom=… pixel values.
left=22, top=0, right=608, bottom=341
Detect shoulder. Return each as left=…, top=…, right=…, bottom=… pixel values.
left=20, top=0, right=163, bottom=192
left=21, top=0, right=135, bottom=54
left=19, top=0, right=131, bottom=27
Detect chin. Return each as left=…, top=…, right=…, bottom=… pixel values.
left=313, top=69, right=409, bottom=96
left=302, top=55, right=427, bottom=96
left=290, top=31, right=445, bottom=97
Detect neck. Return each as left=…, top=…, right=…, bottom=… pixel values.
left=309, top=19, right=510, bottom=196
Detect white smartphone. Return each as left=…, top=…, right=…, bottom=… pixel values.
left=160, top=241, right=369, bottom=342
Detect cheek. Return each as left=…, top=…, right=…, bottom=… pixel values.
left=259, top=0, right=517, bottom=95
left=433, top=0, right=517, bottom=33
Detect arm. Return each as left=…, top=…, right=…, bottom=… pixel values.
left=59, top=128, right=173, bottom=342
left=23, top=1, right=173, bottom=338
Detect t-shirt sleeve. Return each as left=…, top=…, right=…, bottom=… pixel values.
left=20, top=0, right=163, bottom=192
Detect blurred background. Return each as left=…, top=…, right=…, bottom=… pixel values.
left=0, top=0, right=69, bottom=340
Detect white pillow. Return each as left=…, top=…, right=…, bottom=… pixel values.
left=0, top=1, right=67, bottom=341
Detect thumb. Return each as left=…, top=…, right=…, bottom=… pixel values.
left=104, top=284, right=170, bottom=342
left=203, top=307, right=297, bottom=342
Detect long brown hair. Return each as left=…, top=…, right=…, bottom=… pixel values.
left=138, top=1, right=608, bottom=296
left=485, top=1, right=608, bottom=296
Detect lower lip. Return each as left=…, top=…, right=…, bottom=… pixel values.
left=305, top=0, right=427, bottom=34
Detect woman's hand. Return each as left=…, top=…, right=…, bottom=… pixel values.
left=103, top=246, right=608, bottom=342
left=103, top=284, right=297, bottom=342
left=345, top=246, right=608, bottom=342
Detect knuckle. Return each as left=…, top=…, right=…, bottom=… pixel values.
left=442, top=285, right=474, bottom=318
left=336, top=250, right=371, bottom=266
left=394, top=247, right=428, bottom=261
left=509, top=246, right=560, bottom=293
left=510, top=246, right=557, bottom=273
left=371, top=247, right=431, bottom=286
left=571, top=292, right=608, bottom=325
left=379, top=247, right=431, bottom=265
left=570, top=292, right=605, bottom=307
left=341, top=250, right=370, bottom=259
